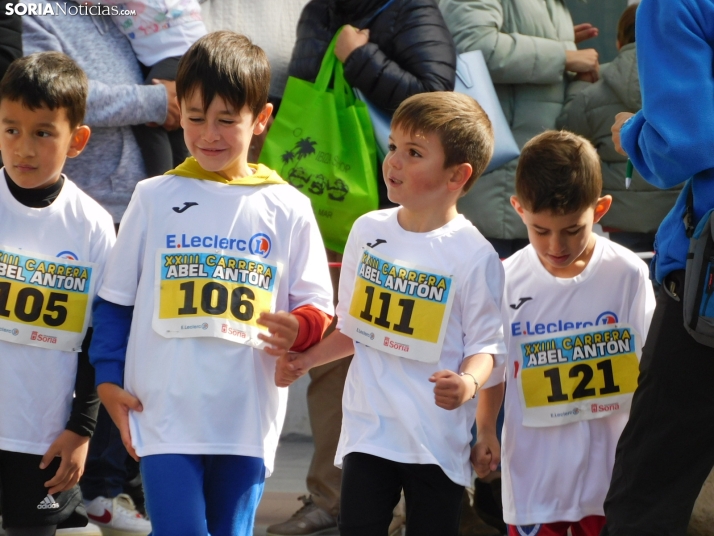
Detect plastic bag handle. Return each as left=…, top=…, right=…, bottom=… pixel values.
left=314, top=30, right=342, bottom=92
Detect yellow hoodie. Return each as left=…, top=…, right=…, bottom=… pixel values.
left=166, top=157, right=286, bottom=186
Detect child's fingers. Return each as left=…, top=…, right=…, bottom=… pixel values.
left=44, top=457, right=76, bottom=493
left=428, top=369, right=454, bottom=383
left=39, top=443, right=59, bottom=471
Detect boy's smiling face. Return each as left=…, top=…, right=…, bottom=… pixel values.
left=180, top=90, right=271, bottom=179
left=0, top=98, right=89, bottom=189
left=511, top=195, right=612, bottom=278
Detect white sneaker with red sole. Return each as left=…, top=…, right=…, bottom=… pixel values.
left=84, top=494, right=151, bottom=536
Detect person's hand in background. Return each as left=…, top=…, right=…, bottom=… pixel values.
left=335, top=25, right=370, bottom=63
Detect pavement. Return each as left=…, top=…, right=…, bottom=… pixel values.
left=255, top=437, right=340, bottom=536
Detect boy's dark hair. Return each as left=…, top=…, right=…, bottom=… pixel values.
left=391, top=92, right=494, bottom=194
left=618, top=4, right=637, bottom=46
left=0, top=52, right=87, bottom=129
left=177, top=31, right=270, bottom=119
left=515, top=130, right=602, bottom=215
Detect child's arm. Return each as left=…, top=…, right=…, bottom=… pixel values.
left=430, top=352, right=494, bottom=410
left=41, top=331, right=101, bottom=494
left=275, top=328, right=355, bottom=388
left=257, top=305, right=333, bottom=357
left=472, top=383, right=505, bottom=478
left=90, top=297, right=143, bottom=461
left=39, top=430, right=90, bottom=494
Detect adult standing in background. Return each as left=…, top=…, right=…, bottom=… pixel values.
left=22, top=0, right=177, bottom=223
left=557, top=3, right=681, bottom=253
left=603, top=0, right=714, bottom=534
left=0, top=1, right=21, bottom=80
left=265, top=2, right=456, bottom=535
left=439, top=0, right=599, bottom=258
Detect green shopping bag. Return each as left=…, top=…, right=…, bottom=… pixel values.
left=259, top=32, right=379, bottom=253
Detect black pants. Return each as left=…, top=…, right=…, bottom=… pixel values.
left=603, top=270, right=714, bottom=536
left=340, top=452, right=463, bottom=536
left=0, top=450, right=87, bottom=529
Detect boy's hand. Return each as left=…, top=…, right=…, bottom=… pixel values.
left=429, top=370, right=475, bottom=410
left=257, top=311, right=300, bottom=357
left=612, top=112, right=634, bottom=156
left=97, top=383, right=143, bottom=462
left=40, top=430, right=89, bottom=494
left=472, top=432, right=501, bottom=478
left=275, top=352, right=313, bottom=387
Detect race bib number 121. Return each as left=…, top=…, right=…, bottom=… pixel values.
left=153, top=249, right=282, bottom=348
left=342, top=248, right=455, bottom=363
left=0, top=246, right=95, bottom=352
left=516, top=324, right=641, bottom=427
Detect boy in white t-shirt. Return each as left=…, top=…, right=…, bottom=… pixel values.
left=276, top=92, right=507, bottom=536
left=90, top=31, right=334, bottom=536
left=0, top=52, right=116, bottom=534
left=473, top=130, right=655, bottom=536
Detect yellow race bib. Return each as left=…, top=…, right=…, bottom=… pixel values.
left=152, top=249, right=282, bottom=347
left=516, top=324, right=641, bottom=427
left=342, top=248, right=455, bottom=363
left=0, top=246, right=96, bottom=352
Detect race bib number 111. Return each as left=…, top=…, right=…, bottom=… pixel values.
left=153, top=249, right=282, bottom=348
left=0, top=246, right=95, bottom=352
left=342, top=248, right=455, bottom=363
left=516, top=324, right=641, bottom=427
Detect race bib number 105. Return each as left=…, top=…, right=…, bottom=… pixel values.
left=342, top=248, right=455, bottom=363
left=153, top=249, right=282, bottom=348
left=0, top=246, right=95, bottom=352
left=516, top=324, right=641, bottom=427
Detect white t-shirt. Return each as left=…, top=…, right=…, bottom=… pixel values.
left=496, top=236, right=655, bottom=525
left=0, top=175, right=115, bottom=455
left=335, top=208, right=507, bottom=486
left=98, top=175, right=333, bottom=474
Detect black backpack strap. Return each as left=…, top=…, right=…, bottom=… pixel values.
left=684, top=179, right=696, bottom=238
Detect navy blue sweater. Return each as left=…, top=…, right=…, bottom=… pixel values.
left=621, top=0, right=714, bottom=282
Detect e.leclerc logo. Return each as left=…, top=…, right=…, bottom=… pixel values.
left=595, top=311, right=619, bottom=325
left=56, top=251, right=78, bottom=260
left=165, top=232, right=272, bottom=258
left=511, top=311, right=619, bottom=337
left=249, top=233, right=271, bottom=258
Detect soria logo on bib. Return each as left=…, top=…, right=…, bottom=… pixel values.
left=165, top=232, right=273, bottom=258
left=511, top=311, right=619, bottom=337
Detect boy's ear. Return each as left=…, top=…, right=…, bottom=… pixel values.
left=510, top=195, right=527, bottom=220
left=447, top=163, right=473, bottom=193
left=593, top=195, right=613, bottom=223
left=252, top=103, right=274, bottom=135
left=66, top=125, right=91, bottom=158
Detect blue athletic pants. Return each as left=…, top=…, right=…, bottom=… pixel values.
left=140, top=454, right=265, bottom=536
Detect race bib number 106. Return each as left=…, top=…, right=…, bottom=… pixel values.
left=516, top=324, right=641, bottom=427
left=153, top=249, right=282, bottom=348
left=342, top=248, right=455, bottom=363
left=0, top=246, right=95, bottom=352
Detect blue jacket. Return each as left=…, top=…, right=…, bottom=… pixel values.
left=621, top=0, right=714, bottom=283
